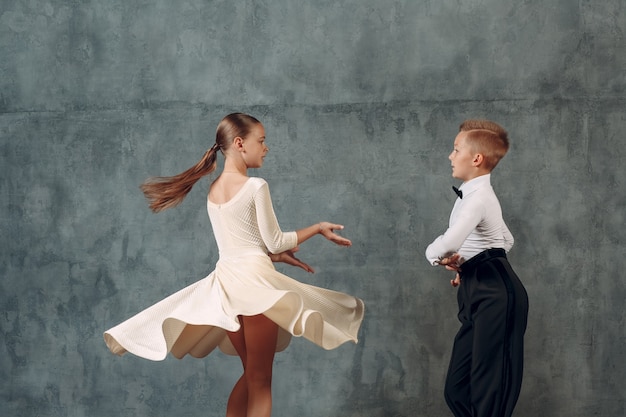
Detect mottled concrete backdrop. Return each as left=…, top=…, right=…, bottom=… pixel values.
left=1, top=1, right=625, bottom=416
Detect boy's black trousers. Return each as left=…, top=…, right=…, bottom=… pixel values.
left=445, top=248, right=529, bottom=417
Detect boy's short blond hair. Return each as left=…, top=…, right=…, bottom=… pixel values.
left=459, top=119, right=509, bottom=170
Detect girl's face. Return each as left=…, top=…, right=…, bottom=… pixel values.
left=448, top=132, right=478, bottom=182
left=241, top=123, right=269, bottom=168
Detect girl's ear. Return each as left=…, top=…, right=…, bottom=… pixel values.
left=233, top=136, right=244, bottom=151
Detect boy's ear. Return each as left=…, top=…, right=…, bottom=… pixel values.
left=472, top=153, right=484, bottom=167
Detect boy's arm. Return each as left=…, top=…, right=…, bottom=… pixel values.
left=425, top=201, right=484, bottom=265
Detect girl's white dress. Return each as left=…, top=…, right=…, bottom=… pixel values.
left=104, top=177, right=364, bottom=361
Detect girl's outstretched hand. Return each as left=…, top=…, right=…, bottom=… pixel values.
left=269, top=246, right=315, bottom=273
left=319, top=222, right=352, bottom=247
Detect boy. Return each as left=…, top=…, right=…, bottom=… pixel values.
left=425, top=120, right=528, bottom=417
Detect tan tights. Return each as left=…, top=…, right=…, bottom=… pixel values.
left=226, top=314, right=279, bottom=417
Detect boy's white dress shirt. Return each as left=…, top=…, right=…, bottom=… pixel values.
left=426, top=174, right=514, bottom=265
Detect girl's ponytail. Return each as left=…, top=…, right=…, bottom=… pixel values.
left=141, top=112, right=260, bottom=213
left=141, top=145, right=219, bottom=212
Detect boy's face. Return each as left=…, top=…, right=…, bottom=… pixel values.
left=448, top=132, right=478, bottom=182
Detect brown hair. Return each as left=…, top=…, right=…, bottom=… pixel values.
left=141, top=113, right=262, bottom=212
left=459, top=119, right=509, bottom=170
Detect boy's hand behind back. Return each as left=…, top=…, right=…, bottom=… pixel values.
left=437, top=254, right=463, bottom=287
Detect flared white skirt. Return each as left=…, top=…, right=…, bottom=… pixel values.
left=104, top=251, right=364, bottom=361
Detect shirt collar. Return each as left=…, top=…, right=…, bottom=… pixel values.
left=459, top=173, right=491, bottom=197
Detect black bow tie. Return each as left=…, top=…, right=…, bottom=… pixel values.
left=452, top=186, right=463, bottom=199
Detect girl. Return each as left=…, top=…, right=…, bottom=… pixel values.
left=104, top=113, right=364, bottom=417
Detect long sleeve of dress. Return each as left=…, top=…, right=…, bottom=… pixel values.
left=253, top=181, right=298, bottom=254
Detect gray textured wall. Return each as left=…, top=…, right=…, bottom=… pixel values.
left=1, top=0, right=625, bottom=416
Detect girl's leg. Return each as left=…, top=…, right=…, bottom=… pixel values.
left=241, top=314, right=279, bottom=417
left=226, top=314, right=279, bottom=417
left=226, top=319, right=249, bottom=417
